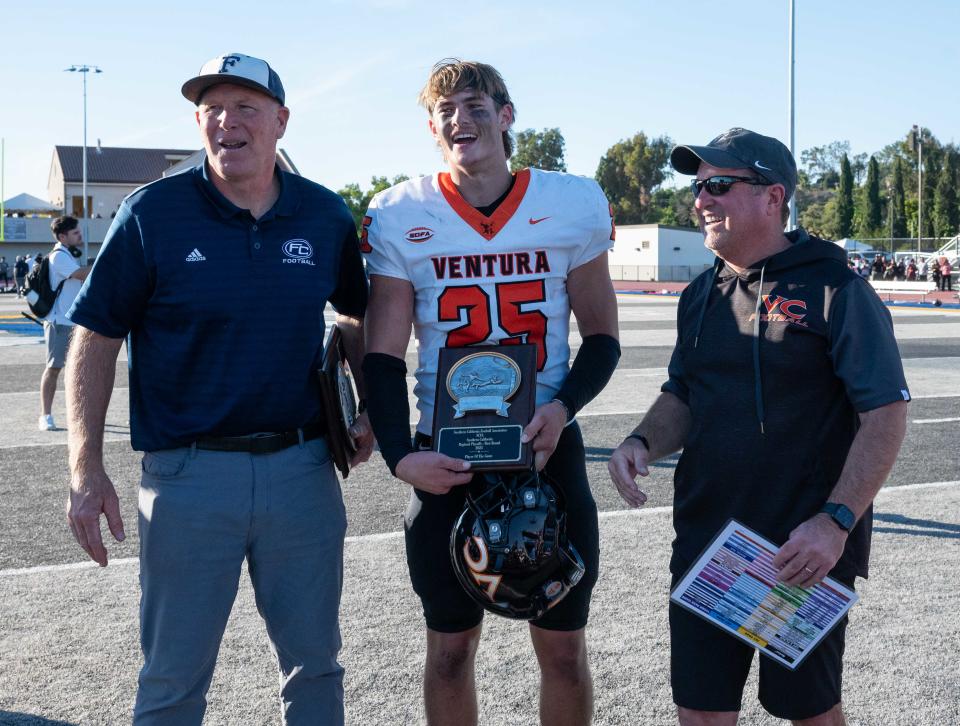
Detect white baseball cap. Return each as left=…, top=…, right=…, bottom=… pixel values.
left=181, top=53, right=285, bottom=105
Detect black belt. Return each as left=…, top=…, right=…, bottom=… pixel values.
left=195, top=422, right=325, bottom=455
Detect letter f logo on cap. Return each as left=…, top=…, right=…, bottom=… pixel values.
left=218, top=55, right=241, bottom=73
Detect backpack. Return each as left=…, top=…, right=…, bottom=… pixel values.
left=24, top=255, right=64, bottom=318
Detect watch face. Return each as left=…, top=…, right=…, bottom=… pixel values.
left=835, top=505, right=855, bottom=530
left=824, top=503, right=855, bottom=531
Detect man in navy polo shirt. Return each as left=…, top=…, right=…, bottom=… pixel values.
left=64, top=53, right=372, bottom=726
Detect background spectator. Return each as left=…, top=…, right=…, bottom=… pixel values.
left=939, top=257, right=953, bottom=291
left=14, top=255, right=29, bottom=296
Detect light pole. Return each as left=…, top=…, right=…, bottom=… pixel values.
left=1, top=138, right=5, bottom=242
left=912, top=124, right=922, bottom=255
left=64, top=64, right=102, bottom=262
left=886, top=180, right=894, bottom=257
left=787, top=0, right=797, bottom=230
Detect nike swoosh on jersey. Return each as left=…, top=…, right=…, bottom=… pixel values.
left=529, top=216, right=550, bottom=225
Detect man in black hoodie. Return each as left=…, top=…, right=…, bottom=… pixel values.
left=608, top=129, right=909, bottom=726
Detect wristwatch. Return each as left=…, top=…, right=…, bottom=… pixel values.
left=820, top=502, right=855, bottom=533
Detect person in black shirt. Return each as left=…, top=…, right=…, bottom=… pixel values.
left=608, top=128, right=908, bottom=726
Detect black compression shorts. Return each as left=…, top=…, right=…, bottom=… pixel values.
left=669, top=574, right=853, bottom=720
left=403, top=423, right=599, bottom=633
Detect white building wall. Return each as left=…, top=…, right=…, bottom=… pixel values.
left=2, top=218, right=112, bottom=264
left=608, top=226, right=661, bottom=266
left=608, top=224, right=714, bottom=281
left=63, top=182, right=138, bottom=218
left=2, top=218, right=114, bottom=244
left=47, top=162, right=65, bottom=209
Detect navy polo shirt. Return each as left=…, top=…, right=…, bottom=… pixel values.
left=69, top=163, right=368, bottom=452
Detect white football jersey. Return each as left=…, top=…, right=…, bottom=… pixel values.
left=363, top=168, right=614, bottom=435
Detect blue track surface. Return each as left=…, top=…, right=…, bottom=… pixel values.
left=0, top=320, right=43, bottom=335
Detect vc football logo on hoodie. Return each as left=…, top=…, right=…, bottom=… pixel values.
left=752, top=295, right=809, bottom=327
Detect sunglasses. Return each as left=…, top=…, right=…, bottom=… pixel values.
left=691, top=175, right=772, bottom=197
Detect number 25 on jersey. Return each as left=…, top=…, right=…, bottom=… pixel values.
left=438, top=280, right=548, bottom=371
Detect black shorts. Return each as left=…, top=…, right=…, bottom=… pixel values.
left=404, top=423, right=599, bottom=633
left=669, top=576, right=853, bottom=721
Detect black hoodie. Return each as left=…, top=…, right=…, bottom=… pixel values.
left=663, top=229, right=909, bottom=582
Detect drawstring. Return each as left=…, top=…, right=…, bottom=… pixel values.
left=692, top=256, right=766, bottom=433
left=694, top=258, right=722, bottom=348
left=752, top=262, right=768, bottom=435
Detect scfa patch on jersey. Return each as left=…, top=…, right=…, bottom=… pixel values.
left=405, top=227, right=434, bottom=243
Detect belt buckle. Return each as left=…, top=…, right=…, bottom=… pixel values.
left=249, top=433, right=279, bottom=455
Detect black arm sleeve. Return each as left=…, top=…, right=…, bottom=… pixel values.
left=328, top=226, right=368, bottom=319
left=553, top=333, right=621, bottom=421
left=362, top=352, right=414, bottom=476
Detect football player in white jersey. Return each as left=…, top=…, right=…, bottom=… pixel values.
left=362, top=59, right=620, bottom=726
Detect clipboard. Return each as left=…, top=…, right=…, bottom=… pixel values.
left=670, top=519, right=858, bottom=670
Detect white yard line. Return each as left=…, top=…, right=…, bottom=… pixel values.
left=3, top=481, right=956, bottom=579
left=874, top=479, right=960, bottom=492
left=4, top=395, right=959, bottom=450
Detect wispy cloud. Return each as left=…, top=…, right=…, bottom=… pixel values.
left=287, top=52, right=392, bottom=107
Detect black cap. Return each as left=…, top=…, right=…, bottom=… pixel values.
left=670, top=127, right=797, bottom=198
left=182, top=53, right=285, bottom=106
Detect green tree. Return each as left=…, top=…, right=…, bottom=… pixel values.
left=510, top=128, right=567, bottom=172
left=338, top=175, right=410, bottom=231
left=920, top=156, right=938, bottom=239
left=836, top=154, right=854, bottom=238
left=850, top=152, right=868, bottom=183
left=799, top=140, right=851, bottom=189
left=890, top=157, right=908, bottom=239
left=859, top=156, right=882, bottom=234
left=798, top=194, right=838, bottom=239
left=595, top=132, right=673, bottom=224
left=649, top=187, right=697, bottom=228
left=933, top=153, right=959, bottom=238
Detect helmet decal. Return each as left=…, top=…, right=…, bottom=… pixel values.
left=463, top=535, right=489, bottom=572
left=463, top=536, right=503, bottom=600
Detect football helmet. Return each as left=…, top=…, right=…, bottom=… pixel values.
left=450, top=468, right=585, bottom=620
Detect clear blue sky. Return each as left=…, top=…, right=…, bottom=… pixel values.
left=2, top=0, right=956, bottom=201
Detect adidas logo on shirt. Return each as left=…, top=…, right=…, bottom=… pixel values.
left=185, top=248, right=206, bottom=262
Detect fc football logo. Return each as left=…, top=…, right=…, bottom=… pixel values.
left=282, top=239, right=315, bottom=266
